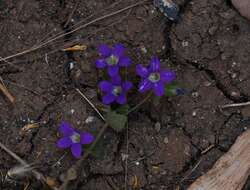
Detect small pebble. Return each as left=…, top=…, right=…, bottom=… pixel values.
left=70, top=109, right=75, bottom=114
left=231, top=91, right=240, bottom=97
left=182, top=41, right=189, bottom=47
left=239, top=76, right=244, bottom=82
left=141, top=46, right=147, bottom=54
left=163, top=137, right=169, bottom=144
left=231, top=73, right=237, bottom=79
left=192, top=111, right=197, bottom=117
left=85, top=116, right=95, bottom=124
left=69, top=62, right=75, bottom=70
left=160, top=170, right=167, bottom=175
left=155, top=122, right=161, bottom=132
left=192, top=92, right=199, bottom=98
left=203, top=81, right=212, bottom=87
left=232, top=62, right=237, bottom=67
left=121, top=153, right=129, bottom=161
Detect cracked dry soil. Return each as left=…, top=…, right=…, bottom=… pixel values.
left=0, top=0, right=250, bottom=189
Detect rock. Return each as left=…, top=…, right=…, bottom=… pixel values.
left=232, top=0, right=250, bottom=20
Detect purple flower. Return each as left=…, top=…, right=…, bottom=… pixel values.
left=99, top=75, right=132, bottom=105
left=56, top=122, right=95, bottom=158
left=95, top=44, right=132, bottom=76
left=136, top=57, right=176, bottom=97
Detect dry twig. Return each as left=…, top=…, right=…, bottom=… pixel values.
left=181, top=159, right=202, bottom=183
left=1, top=0, right=148, bottom=62
left=76, top=88, right=105, bottom=121
left=188, top=128, right=250, bottom=190
left=220, top=102, right=250, bottom=109
left=0, top=141, right=55, bottom=189
left=201, top=144, right=215, bottom=155
left=64, top=1, right=80, bottom=28
left=0, top=82, right=15, bottom=103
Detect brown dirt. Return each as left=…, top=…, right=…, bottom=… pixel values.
left=0, top=0, right=250, bottom=189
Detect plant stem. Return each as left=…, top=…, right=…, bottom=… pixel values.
left=60, top=122, right=109, bottom=190
left=127, top=92, right=153, bottom=114
left=75, top=122, right=108, bottom=167
left=79, top=93, right=152, bottom=163
left=60, top=92, right=153, bottom=190
left=73, top=92, right=152, bottom=169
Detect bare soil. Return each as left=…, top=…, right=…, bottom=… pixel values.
left=0, top=0, right=250, bottom=189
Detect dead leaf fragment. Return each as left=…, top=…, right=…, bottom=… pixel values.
left=131, top=175, right=140, bottom=189
left=45, top=176, right=59, bottom=189
left=62, top=45, right=87, bottom=52
left=21, top=123, right=39, bottom=132
left=0, top=83, right=15, bottom=103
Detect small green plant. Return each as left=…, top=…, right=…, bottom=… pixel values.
left=57, top=43, right=183, bottom=158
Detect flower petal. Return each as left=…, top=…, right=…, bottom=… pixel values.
left=98, top=44, right=111, bottom=57
left=57, top=137, right=72, bottom=148
left=119, top=56, right=131, bottom=67
left=153, top=81, right=165, bottom=96
left=122, top=81, right=133, bottom=91
left=59, top=122, right=74, bottom=136
left=111, top=75, right=122, bottom=85
left=99, top=81, right=113, bottom=92
left=80, top=132, right=95, bottom=144
left=150, top=57, right=160, bottom=72
left=116, top=93, right=127, bottom=104
left=138, top=79, right=153, bottom=93
left=102, top=93, right=116, bottom=104
left=160, top=70, right=176, bottom=83
left=136, top=64, right=149, bottom=78
left=108, top=66, right=119, bottom=77
left=112, top=44, right=125, bottom=57
left=71, top=143, right=82, bottom=158
left=96, top=59, right=107, bottom=68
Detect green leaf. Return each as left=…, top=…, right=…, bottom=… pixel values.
left=165, top=83, right=185, bottom=97
left=85, top=136, right=105, bottom=159
left=115, top=104, right=130, bottom=115
left=106, top=111, right=128, bottom=132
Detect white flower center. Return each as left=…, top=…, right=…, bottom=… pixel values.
left=106, top=55, right=119, bottom=66
left=112, top=86, right=122, bottom=96
left=148, top=72, right=160, bottom=83
left=70, top=132, right=80, bottom=143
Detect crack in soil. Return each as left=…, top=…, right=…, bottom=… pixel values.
left=175, top=111, right=242, bottom=188
left=27, top=94, right=64, bottom=155
left=186, top=60, right=249, bottom=103
left=166, top=0, right=250, bottom=103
